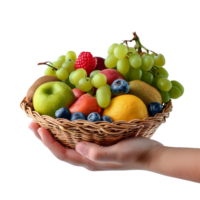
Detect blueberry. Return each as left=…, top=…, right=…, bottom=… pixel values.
left=102, top=115, right=113, bottom=123
left=111, top=79, right=129, bottom=95
left=70, top=112, right=87, bottom=121
left=148, top=102, right=163, bottom=117
left=55, top=107, right=71, bottom=120
left=87, top=112, right=101, bottom=122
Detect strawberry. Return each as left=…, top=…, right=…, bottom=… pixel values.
left=75, top=52, right=97, bottom=76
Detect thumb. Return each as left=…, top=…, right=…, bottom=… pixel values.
left=75, top=142, right=117, bottom=163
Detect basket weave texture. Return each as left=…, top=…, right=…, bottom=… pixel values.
left=21, top=97, right=172, bottom=149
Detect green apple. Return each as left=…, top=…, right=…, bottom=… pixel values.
left=33, top=81, right=76, bottom=118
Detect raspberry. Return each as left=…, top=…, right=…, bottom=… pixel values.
left=75, top=52, right=97, bottom=76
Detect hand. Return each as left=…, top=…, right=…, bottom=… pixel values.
left=29, top=121, right=163, bottom=171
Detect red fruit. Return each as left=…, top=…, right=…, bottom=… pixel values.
left=69, top=94, right=102, bottom=116
left=94, top=57, right=107, bottom=71
left=75, top=52, right=97, bottom=76
left=100, top=69, right=125, bottom=86
left=72, top=88, right=85, bottom=100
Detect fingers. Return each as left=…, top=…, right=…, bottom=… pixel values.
left=29, top=124, right=87, bottom=166
left=28, top=120, right=66, bottom=160
left=30, top=122, right=118, bottom=171
left=37, top=127, right=70, bottom=161
left=29, top=122, right=122, bottom=170
left=27, top=120, right=41, bottom=142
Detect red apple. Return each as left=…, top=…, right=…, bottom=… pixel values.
left=99, top=69, right=125, bottom=86
left=72, top=88, right=85, bottom=100
left=94, top=57, right=107, bottom=71
left=69, top=94, right=102, bottom=116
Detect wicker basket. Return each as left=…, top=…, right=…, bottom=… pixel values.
left=21, top=97, right=172, bottom=149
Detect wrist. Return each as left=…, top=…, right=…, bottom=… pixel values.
left=141, top=144, right=165, bottom=171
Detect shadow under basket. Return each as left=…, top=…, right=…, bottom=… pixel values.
left=21, top=97, right=172, bottom=149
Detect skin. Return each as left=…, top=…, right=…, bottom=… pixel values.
left=29, top=121, right=200, bottom=183
left=28, top=120, right=164, bottom=172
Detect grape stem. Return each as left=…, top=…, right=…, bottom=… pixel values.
left=37, top=62, right=58, bottom=71
left=37, top=59, right=71, bottom=71
left=123, top=32, right=158, bottom=55
left=149, top=66, right=159, bottom=77
left=46, top=63, right=58, bottom=71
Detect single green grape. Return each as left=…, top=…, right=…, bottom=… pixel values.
left=57, top=55, right=65, bottom=63
left=91, top=73, right=107, bottom=88
left=141, top=70, right=154, bottom=85
left=151, top=77, right=159, bottom=89
left=150, top=53, right=155, bottom=58
left=56, top=68, right=69, bottom=81
left=44, top=67, right=56, bottom=76
left=159, top=91, right=170, bottom=103
left=104, top=55, right=118, bottom=69
left=128, top=67, right=142, bottom=81
left=108, top=43, right=118, bottom=55
left=171, top=80, right=184, bottom=96
left=69, top=71, right=76, bottom=85
left=152, top=74, right=166, bottom=89
left=129, top=54, right=142, bottom=68
left=78, top=77, right=93, bottom=92
left=114, top=44, right=128, bottom=59
left=66, top=51, right=77, bottom=62
left=123, top=72, right=130, bottom=82
left=141, top=55, right=154, bottom=71
left=90, top=70, right=100, bottom=79
left=158, top=74, right=167, bottom=78
left=153, top=54, right=165, bottom=67
left=169, top=86, right=181, bottom=99
left=96, top=85, right=111, bottom=108
left=155, top=67, right=169, bottom=78
left=157, top=78, right=172, bottom=92
left=61, top=60, right=75, bottom=74
left=52, top=60, right=63, bottom=69
left=117, top=58, right=130, bottom=75
left=128, top=47, right=137, bottom=54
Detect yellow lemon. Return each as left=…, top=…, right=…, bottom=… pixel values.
left=103, top=94, right=148, bottom=122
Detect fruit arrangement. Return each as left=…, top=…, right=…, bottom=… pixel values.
left=21, top=32, right=182, bottom=148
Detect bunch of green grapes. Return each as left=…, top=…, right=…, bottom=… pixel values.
left=105, top=43, right=132, bottom=75
left=44, top=51, right=77, bottom=81
left=69, top=68, right=111, bottom=108
left=105, top=43, right=160, bottom=76
left=109, top=43, right=186, bottom=103
left=146, top=54, right=183, bottom=103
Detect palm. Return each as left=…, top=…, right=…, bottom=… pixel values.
left=29, top=121, right=162, bottom=171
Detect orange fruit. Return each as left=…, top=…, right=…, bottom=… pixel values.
left=103, top=94, right=148, bottom=122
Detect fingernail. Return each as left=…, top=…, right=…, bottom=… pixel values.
left=76, top=143, right=88, bottom=156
